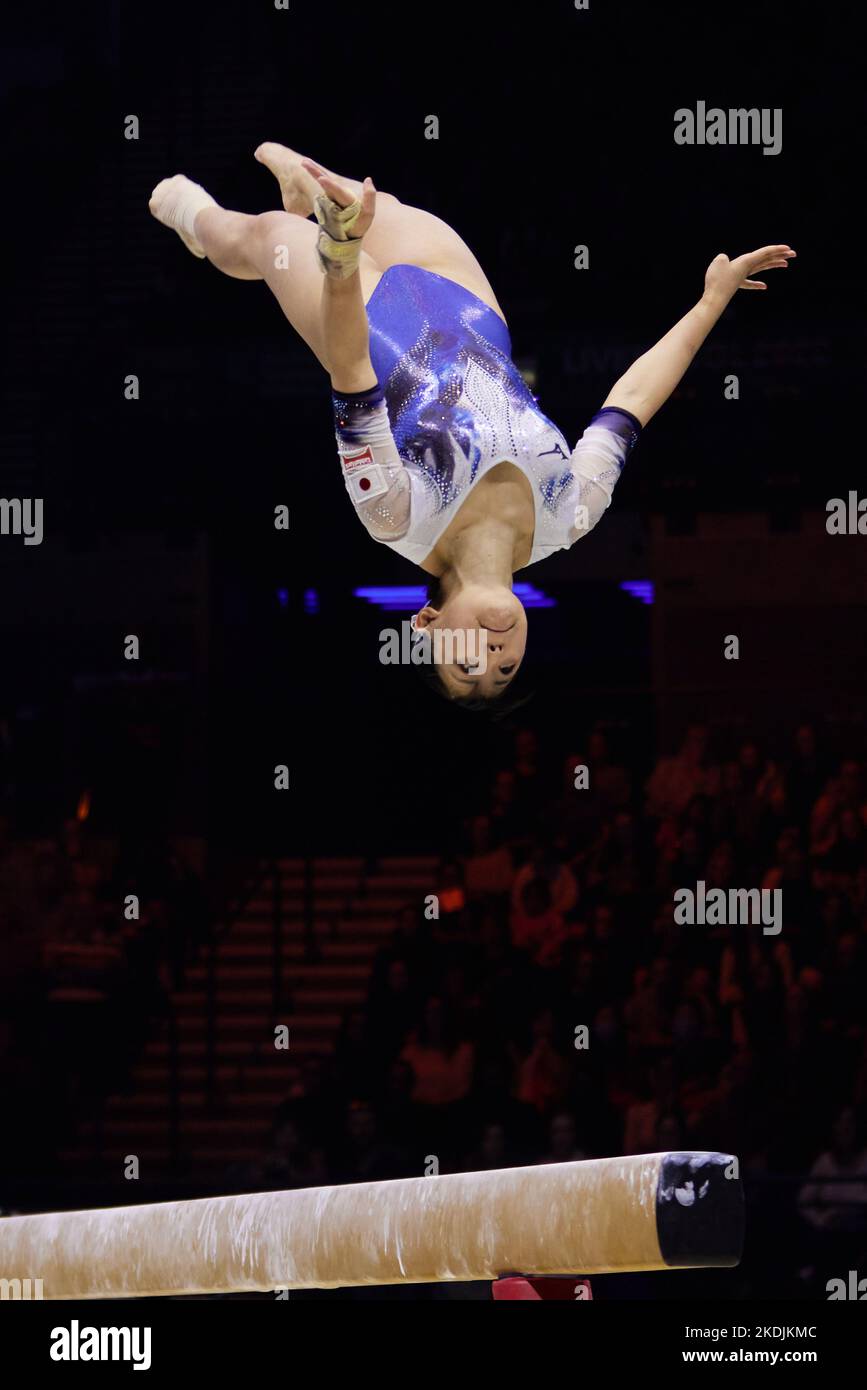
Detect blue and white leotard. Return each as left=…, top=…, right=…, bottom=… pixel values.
left=332, top=264, right=640, bottom=569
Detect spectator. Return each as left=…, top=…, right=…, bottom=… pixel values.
left=466, top=1052, right=540, bottom=1157
left=516, top=1008, right=571, bottom=1113
left=465, top=1120, right=514, bottom=1171
left=645, top=724, right=719, bottom=820
left=333, top=1099, right=407, bottom=1184
left=624, top=1059, right=678, bottom=1155
left=254, top=1115, right=328, bottom=1191
left=512, top=840, right=578, bottom=918
left=786, top=723, right=828, bottom=825
left=538, top=1110, right=588, bottom=1164
left=511, top=728, right=544, bottom=814
left=463, top=814, right=514, bottom=900
left=489, top=769, right=526, bottom=846
left=401, top=997, right=475, bottom=1107
left=587, top=729, right=632, bottom=812
left=366, top=957, right=419, bottom=1064
left=510, top=876, right=569, bottom=967
left=799, top=1107, right=867, bottom=1233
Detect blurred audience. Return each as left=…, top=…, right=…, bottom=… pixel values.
left=5, top=717, right=867, bottom=1296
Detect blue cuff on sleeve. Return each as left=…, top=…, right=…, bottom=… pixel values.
left=332, top=383, right=385, bottom=410
left=332, top=383, right=387, bottom=444
left=589, top=406, right=642, bottom=455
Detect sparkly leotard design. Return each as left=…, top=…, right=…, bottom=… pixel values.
left=332, top=264, right=640, bottom=568
left=368, top=264, right=569, bottom=500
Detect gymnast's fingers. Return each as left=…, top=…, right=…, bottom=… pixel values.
left=299, top=156, right=329, bottom=181
left=313, top=172, right=357, bottom=208
left=752, top=243, right=795, bottom=261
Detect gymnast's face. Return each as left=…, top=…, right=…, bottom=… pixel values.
left=415, top=583, right=528, bottom=700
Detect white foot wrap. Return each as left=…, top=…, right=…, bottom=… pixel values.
left=314, top=192, right=364, bottom=279
left=150, top=176, right=217, bottom=258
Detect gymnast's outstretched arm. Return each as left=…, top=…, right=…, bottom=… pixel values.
left=307, top=164, right=379, bottom=393
left=601, top=244, right=796, bottom=427
left=309, top=166, right=414, bottom=542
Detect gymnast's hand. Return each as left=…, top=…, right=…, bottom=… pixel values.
left=704, top=244, right=796, bottom=297
left=300, top=159, right=377, bottom=239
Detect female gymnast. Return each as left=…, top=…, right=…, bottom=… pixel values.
left=149, top=145, right=794, bottom=706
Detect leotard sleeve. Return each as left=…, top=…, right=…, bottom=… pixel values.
left=332, top=384, right=412, bottom=542
left=568, top=406, right=642, bottom=543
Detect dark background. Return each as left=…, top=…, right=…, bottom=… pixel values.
left=1, top=0, right=865, bottom=1301
left=2, top=0, right=860, bottom=843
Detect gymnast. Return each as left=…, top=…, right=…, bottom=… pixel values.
left=149, top=145, right=794, bottom=705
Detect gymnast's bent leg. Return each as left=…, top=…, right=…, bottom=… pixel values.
left=148, top=174, right=383, bottom=374
left=149, top=143, right=508, bottom=368
left=254, top=142, right=508, bottom=322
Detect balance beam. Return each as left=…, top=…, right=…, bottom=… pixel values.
left=0, top=1152, right=743, bottom=1299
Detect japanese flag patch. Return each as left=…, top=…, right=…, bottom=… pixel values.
left=340, top=445, right=389, bottom=503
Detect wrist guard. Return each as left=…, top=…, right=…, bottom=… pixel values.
left=314, top=191, right=364, bottom=279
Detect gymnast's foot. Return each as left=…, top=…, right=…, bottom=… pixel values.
left=254, top=142, right=322, bottom=216
left=148, top=174, right=217, bottom=257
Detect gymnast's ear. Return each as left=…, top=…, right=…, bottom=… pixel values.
left=412, top=605, right=440, bottom=631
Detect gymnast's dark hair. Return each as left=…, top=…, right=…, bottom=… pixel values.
left=413, top=580, right=534, bottom=721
